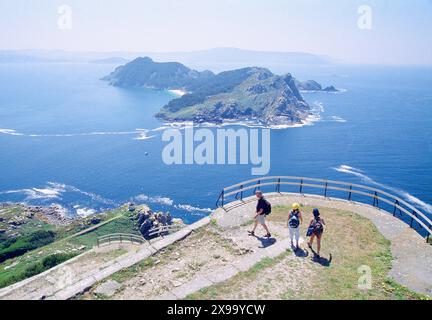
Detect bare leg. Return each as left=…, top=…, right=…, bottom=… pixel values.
left=308, top=234, right=315, bottom=247
left=262, top=223, right=270, bottom=235
left=251, top=220, right=258, bottom=233
left=316, top=236, right=321, bottom=256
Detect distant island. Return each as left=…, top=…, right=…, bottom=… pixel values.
left=294, top=79, right=339, bottom=92
left=102, top=57, right=338, bottom=126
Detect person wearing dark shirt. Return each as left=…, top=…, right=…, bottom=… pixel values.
left=248, top=190, right=271, bottom=238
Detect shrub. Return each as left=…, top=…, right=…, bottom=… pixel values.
left=0, top=230, right=56, bottom=263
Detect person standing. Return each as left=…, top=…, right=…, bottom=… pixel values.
left=307, top=208, right=325, bottom=258
left=248, top=190, right=272, bottom=238
left=288, top=203, right=303, bottom=250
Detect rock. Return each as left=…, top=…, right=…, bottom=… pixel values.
left=172, top=218, right=183, bottom=225
left=322, top=85, right=339, bottom=92
left=170, top=280, right=183, bottom=287
left=90, top=217, right=101, bottom=225
left=0, top=229, right=6, bottom=234
left=94, top=280, right=122, bottom=297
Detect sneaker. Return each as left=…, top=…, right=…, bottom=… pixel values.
left=265, top=233, right=271, bottom=238
left=248, top=231, right=255, bottom=236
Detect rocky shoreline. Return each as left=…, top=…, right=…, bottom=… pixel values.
left=0, top=202, right=70, bottom=228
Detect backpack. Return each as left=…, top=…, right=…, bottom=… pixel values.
left=313, top=218, right=324, bottom=235
left=289, top=211, right=300, bottom=228
left=262, top=199, right=272, bottom=215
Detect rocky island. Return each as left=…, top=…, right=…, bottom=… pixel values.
left=102, top=57, right=337, bottom=126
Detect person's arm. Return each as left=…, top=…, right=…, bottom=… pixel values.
left=254, top=207, right=263, bottom=219
left=322, top=218, right=326, bottom=225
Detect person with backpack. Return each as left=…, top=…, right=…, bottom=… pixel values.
left=307, top=208, right=325, bottom=258
left=248, top=190, right=272, bottom=238
left=288, top=203, right=303, bottom=250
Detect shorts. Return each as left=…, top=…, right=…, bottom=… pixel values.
left=256, top=214, right=266, bottom=225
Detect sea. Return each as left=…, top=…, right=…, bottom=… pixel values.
left=0, top=62, right=431, bottom=225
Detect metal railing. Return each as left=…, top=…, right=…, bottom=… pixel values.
left=215, top=176, right=432, bottom=242
left=146, top=224, right=184, bottom=238
left=97, top=233, right=145, bottom=247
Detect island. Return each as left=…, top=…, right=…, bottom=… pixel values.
left=102, top=57, right=337, bottom=126
left=294, top=79, right=340, bottom=92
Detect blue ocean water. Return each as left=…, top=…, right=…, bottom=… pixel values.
left=0, top=62, right=431, bottom=224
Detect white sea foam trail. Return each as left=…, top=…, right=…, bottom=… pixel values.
left=333, top=165, right=432, bottom=214
left=134, top=193, right=212, bottom=216
left=0, top=129, right=24, bottom=136
left=0, top=181, right=117, bottom=209
left=0, top=128, right=159, bottom=140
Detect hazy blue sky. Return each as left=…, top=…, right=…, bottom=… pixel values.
left=1, top=0, right=431, bottom=64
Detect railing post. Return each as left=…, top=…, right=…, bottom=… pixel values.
left=120, top=234, right=122, bottom=243
left=299, top=178, right=303, bottom=194
left=221, top=190, right=224, bottom=207
left=348, top=185, right=352, bottom=201
left=276, top=178, right=281, bottom=193
left=97, top=238, right=99, bottom=247
left=393, top=200, right=399, bottom=216
left=410, top=210, right=415, bottom=228
left=240, top=185, right=243, bottom=201
left=373, top=191, right=379, bottom=207
left=253, top=180, right=261, bottom=194
left=324, top=180, right=328, bottom=198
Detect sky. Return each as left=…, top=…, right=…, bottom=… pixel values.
left=0, top=0, right=431, bottom=65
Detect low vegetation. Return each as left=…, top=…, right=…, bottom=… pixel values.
left=0, top=252, right=79, bottom=288
left=0, top=204, right=144, bottom=289
left=0, top=230, right=56, bottom=263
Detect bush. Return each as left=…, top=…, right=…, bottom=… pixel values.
left=24, top=252, right=77, bottom=278
left=0, top=252, right=78, bottom=288
left=0, top=230, right=56, bottom=263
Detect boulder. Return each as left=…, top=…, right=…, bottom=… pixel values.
left=94, top=280, right=122, bottom=297
left=90, top=217, right=101, bottom=225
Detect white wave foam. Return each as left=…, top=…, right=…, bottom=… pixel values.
left=46, top=182, right=117, bottom=206
left=174, top=204, right=212, bottom=213
left=3, top=183, right=66, bottom=200
left=134, top=194, right=174, bottom=206
left=333, top=165, right=432, bottom=214
left=75, top=207, right=97, bottom=217
left=133, top=129, right=156, bottom=140
left=0, top=127, right=159, bottom=140
left=1, top=182, right=117, bottom=208
left=0, top=129, right=24, bottom=136
left=134, top=193, right=212, bottom=215
left=168, top=89, right=188, bottom=96
left=328, top=116, right=347, bottom=123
